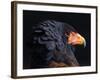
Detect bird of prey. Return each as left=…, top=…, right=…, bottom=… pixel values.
left=31, top=20, right=86, bottom=68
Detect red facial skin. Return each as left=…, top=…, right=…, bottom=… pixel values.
left=65, top=32, right=85, bottom=46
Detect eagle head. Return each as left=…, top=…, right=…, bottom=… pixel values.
left=65, top=32, right=86, bottom=47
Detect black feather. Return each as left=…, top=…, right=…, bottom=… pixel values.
left=31, top=20, right=79, bottom=68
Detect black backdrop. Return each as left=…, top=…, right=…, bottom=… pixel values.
left=23, top=10, right=91, bottom=69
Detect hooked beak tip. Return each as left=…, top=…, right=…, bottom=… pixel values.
left=82, top=37, right=86, bottom=48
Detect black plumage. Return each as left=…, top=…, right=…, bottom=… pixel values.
left=31, top=20, right=79, bottom=68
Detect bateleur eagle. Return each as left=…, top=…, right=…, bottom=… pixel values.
left=31, top=20, right=86, bottom=68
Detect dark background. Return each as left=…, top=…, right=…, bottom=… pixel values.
left=23, top=10, right=91, bottom=69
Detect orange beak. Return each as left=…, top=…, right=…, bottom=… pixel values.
left=65, top=32, right=86, bottom=47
